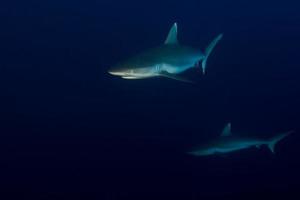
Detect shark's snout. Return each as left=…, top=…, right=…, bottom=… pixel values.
left=108, top=66, right=136, bottom=77
left=108, top=67, right=124, bottom=76
left=108, top=70, right=122, bottom=76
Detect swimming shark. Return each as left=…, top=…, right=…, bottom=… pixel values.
left=188, top=123, right=293, bottom=156
left=108, top=23, right=223, bottom=82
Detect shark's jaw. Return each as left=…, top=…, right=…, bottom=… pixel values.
left=121, top=75, right=158, bottom=79
left=108, top=66, right=161, bottom=79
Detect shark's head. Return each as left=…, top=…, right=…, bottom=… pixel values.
left=108, top=64, right=133, bottom=77
left=108, top=22, right=180, bottom=79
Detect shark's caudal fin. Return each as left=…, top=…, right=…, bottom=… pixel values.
left=202, top=34, right=223, bottom=74
left=267, top=131, right=293, bottom=153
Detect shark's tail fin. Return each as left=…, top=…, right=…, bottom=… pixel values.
left=202, top=34, right=223, bottom=74
left=267, top=131, right=293, bottom=153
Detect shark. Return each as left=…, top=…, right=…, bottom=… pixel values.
left=188, top=123, right=293, bottom=156
left=108, top=23, right=223, bottom=82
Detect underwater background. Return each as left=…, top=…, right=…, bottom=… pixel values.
left=0, top=0, right=299, bottom=199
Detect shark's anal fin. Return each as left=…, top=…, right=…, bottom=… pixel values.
left=160, top=71, right=194, bottom=83
left=221, top=123, right=231, bottom=137
left=165, top=23, right=178, bottom=45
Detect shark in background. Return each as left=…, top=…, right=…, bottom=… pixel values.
left=108, top=23, right=223, bottom=82
left=188, top=123, right=293, bottom=156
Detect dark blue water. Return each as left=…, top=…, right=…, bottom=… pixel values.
left=0, top=0, right=299, bottom=199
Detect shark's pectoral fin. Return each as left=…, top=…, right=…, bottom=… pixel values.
left=160, top=72, right=194, bottom=83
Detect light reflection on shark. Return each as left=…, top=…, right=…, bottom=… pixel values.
left=188, top=123, right=293, bottom=156
left=108, top=23, right=223, bottom=82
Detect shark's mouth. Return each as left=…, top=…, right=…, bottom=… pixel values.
left=122, top=74, right=157, bottom=79
left=121, top=76, right=141, bottom=79
left=108, top=70, right=138, bottom=77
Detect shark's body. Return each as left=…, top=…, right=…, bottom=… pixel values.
left=189, top=123, right=292, bottom=156
left=108, top=23, right=223, bottom=82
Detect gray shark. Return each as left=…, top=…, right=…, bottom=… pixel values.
left=188, top=123, right=293, bottom=156
left=108, top=23, right=223, bottom=82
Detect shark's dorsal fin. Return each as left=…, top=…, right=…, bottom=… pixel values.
left=165, top=23, right=178, bottom=45
left=221, top=123, right=232, bottom=137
